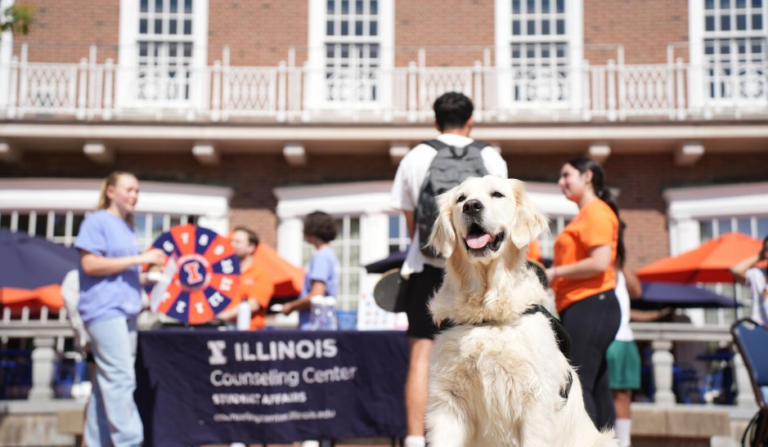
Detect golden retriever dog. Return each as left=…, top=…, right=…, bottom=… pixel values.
left=425, top=176, right=618, bottom=447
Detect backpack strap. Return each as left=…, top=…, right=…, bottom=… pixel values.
left=421, top=139, right=490, bottom=158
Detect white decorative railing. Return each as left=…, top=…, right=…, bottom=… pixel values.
left=2, top=44, right=768, bottom=123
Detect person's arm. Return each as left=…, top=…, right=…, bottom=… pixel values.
left=623, top=267, right=643, bottom=300
left=730, top=253, right=761, bottom=284
left=80, top=249, right=166, bottom=277
left=630, top=308, right=672, bottom=322
left=282, top=280, right=326, bottom=314
left=546, top=245, right=612, bottom=282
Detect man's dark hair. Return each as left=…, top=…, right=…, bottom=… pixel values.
left=433, top=92, right=474, bottom=132
left=303, top=211, right=338, bottom=243
left=233, top=226, right=260, bottom=247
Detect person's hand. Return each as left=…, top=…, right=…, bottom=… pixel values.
left=545, top=267, right=557, bottom=283
left=140, top=249, right=167, bottom=267
left=281, top=301, right=296, bottom=315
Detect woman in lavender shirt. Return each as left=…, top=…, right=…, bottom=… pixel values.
left=76, top=172, right=166, bottom=447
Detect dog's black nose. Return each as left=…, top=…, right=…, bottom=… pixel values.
left=462, top=199, right=484, bottom=216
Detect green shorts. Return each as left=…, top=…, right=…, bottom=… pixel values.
left=606, top=340, right=641, bottom=390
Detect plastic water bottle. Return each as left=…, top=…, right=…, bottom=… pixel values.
left=323, top=296, right=338, bottom=331
left=236, top=300, right=251, bottom=331
left=309, top=295, right=326, bottom=330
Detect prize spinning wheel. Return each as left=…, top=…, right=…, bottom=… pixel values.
left=150, top=225, right=241, bottom=324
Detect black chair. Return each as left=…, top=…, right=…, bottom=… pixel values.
left=731, top=319, right=768, bottom=446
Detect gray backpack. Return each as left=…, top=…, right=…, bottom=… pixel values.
left=416, top=139, right=490, bottom=258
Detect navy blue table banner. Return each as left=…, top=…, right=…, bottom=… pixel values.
left=135, top=330, right=409, bottom=447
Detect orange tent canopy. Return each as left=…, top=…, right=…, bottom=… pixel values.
left=637, top=232, right=763, bottom=283
left=251, top=243, right=305, bottom=297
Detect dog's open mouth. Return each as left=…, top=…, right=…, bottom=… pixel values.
left=464, top=223, right=504, bottom=252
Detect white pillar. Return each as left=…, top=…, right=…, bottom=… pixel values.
left=0, top=0, right=14, bottom=110
left=28, top=337, right=56, bottom=401
left=651, top=340, right=676, bottom=405
left=278, top=217, right=304, bottom=268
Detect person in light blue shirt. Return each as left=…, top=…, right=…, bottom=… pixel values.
left=282, top=211, right=340, bottom=320
left=76, top=172, right=166, bottom=447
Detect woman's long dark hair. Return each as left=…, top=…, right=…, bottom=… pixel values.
left=566, top=157, right=625, bottom=268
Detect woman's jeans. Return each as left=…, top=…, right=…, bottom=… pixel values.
left=84, top=317, right=143, bottom=447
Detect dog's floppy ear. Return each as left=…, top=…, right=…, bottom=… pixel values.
left=509, top=180, right=549, bottom=249
left=427, top=188, right=457, bottom=258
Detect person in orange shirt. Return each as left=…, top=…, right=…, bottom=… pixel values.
left=217, top=227, right=274, bottom=330
left=526, top=238, right=543, bottom=263
left=545, top=157, right=622, bottom=431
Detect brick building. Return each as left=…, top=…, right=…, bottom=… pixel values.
left=1, top=0, right=768, bottom=324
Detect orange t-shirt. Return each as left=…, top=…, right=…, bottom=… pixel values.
left=551, top=199, right=619, bottom=313
left=526, top=239, right=543, bottom=263
left=239, top=263, right=275, bottom=330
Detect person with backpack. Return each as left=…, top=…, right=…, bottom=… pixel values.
left=390, top=92, right=508, bottom=447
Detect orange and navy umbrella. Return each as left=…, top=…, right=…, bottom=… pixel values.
left=251, top=242, right=304, bottom=297
left=637, top=232, right=763, bottom=283
left=0, top=229, right=79, bottom=310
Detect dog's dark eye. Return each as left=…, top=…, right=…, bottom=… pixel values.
left=457, top=195, right=466, bottom=203
left=492, top=191, right=505, bottom=198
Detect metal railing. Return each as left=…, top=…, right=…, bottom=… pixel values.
left=3, top=44, right=768, bottom=123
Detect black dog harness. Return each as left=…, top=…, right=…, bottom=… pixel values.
left=522, top=305, right=574, bottom=401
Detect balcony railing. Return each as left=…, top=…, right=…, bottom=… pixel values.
left=2, top=45, right=768, bottom=123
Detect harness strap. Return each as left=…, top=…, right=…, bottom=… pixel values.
left=522, top=304, right=574, bottom=401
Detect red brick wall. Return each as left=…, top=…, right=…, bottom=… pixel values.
left=395, top=0, right=494, bottom=67
left=13, top=0, right=120, bottom=63
left=584, top=0, right=689, bottom=65
left=3, top=151, right=768, bottom=272
left=207, top=0, right=308, bottom=66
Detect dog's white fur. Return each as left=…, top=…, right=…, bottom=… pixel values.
left=425, top=176, right=618, bottom=447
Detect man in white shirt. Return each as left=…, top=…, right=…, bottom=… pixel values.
left=390, top=92, right=508, bottom=447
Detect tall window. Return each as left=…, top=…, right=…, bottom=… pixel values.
left=324, top=0, right=381, bottom=103
left=303, top=216, right=364, bottom=310
left=703, top=0, right=768, bottom=102
left=137, top=0, right=195, bottom=104
left=496, top=0, right=583, bottom=109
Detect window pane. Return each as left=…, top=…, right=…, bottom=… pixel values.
left=737, top=0, right=746, bottom=6
left=753, top=14, right=763, bottom=30
left=350, top=218, right=360, bottom=239
left=542, top=0, right=550, bottom=12
left=355, top=0, right=363, bottom=14
left=737, top=15, right=747, bottom=30
left=706, top=15, right=716, bottom=31
left=389, top=215, right=400, bottom=239
left=701, top=220, right=714, bottom=243
left=721, top=0, right=731, bottom=7
left=526, top=0, right=535, bottom=13
left=170, top=0, right=178, bottom=12
left=341, top=20, right=349, bottom=35
left=183, top=19, right=192, bottom=35
left=389, top=244, right=400, bottom=254
left=140, top=19, right=148, bottom=34
left=327, top=20, right=335, bottom=35
left=370, top=0, right=377, bottom=14
left=17, top=213, right=30, bottom=233
left=757, top=217, right=768, bottom=239
left=737, top=218, right=752, bottom=236
left=155, top=0, right=163, bottom=12
left=327, top=0, right=335, bottom=14
left=721, top=15, right=731, bottom=31
left=72, top=215, right=85, bottom=237
left=753, top=0, right=762, bottom=6
left=341, top=0, right=349, bottom=14
left=512, top=20, right=521, bottom=35
left=527, top=19, right=536, bottom=35
left=184, top=0, right=192, bottom=13
left=718, top=218, right=733, bottom=235
left=512, top=0, right=521, bottom=13
left=542, top=20, right=550, bottom=35
left=556, top=0, right=564, bottom=12
left=151, top=215, right=164, bottom=241
left=355, top=21, right=363, bottom=36
left=35, top=213, right=48, bottom=237
left=141, top=0, right=149, bottom=12
left=169, top=19, right=177, bottom=34
left=154, top=19, right=163, bottom=34
left=556, top=19, right=565, bottom=35
left=369, top=20, right=377, bottom=36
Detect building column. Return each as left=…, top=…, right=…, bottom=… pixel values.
left=278, top=217, right=304, bottom=268
left=651, top=340, right=676, bottom=405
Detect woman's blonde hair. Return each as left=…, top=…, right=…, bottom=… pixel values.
left=97, top=171, right=137, bottom=226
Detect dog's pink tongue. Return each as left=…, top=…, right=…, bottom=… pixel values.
left=466, top=233, right=492, bottom=249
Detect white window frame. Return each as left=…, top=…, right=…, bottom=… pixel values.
left=306, top=0, right=394, bottom=113
left=690, top=0, right=768, bottom=110
left=0, top=179, right=233, bottom=247
left=117, top=0, right=209, bottom=111
left=495, top=0, right=584, bottom=113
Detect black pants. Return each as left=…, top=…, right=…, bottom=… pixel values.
left=560, top=289, right=621, bottom=430
left=404, top=265, right=444, bottom=340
